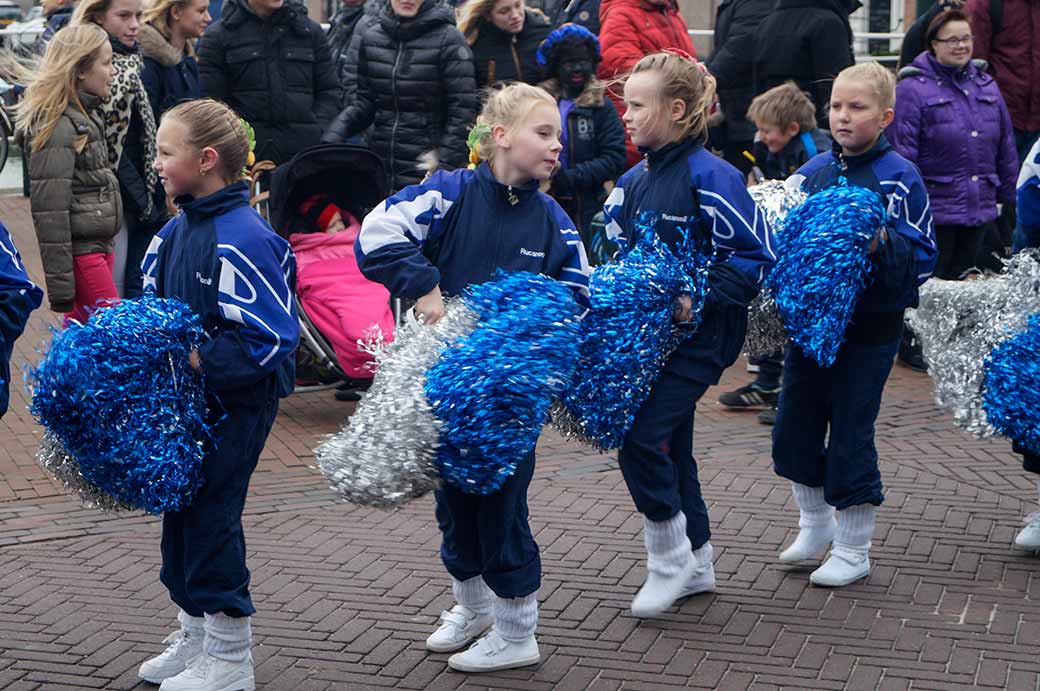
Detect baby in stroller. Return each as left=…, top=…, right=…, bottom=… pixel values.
left=291, top=193, right=395, bottom=401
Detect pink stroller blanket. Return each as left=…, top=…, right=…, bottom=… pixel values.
left=290, top=221, right=394, bottom=379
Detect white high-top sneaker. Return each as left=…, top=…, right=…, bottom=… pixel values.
left=426, top=576, right=494, bottom=652
left=678, top=543, right=716, bottom=598
left=631, top=513, right=701, bottom=618
left=139, top=613, right=204, bottom=684
left=1014, top=512, right=1040, bottom=551
left=779, top=483, right=836, bottom=563
left=448, top=593, right=540, bottom=672
left=426, top=605, right=494, bottom=653
left=810, top=504, right=876, bottom=587
left=158, top=652, right=254, bottom=691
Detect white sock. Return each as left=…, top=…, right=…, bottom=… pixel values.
left=790, top=482, right=833, bottom=528
left=833, top=504, right=876, bottom=562
left=177, top=610, right=204, bottom=639
left=452, top=576, right=492, bottom=616
left=203, top=613, right=251, bottom=663
left=492, top=593, right=538, bottom=642
left=644, top=513, right=694, bottom=577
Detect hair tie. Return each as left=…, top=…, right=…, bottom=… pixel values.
left=467, top=122, right=491, bottom=169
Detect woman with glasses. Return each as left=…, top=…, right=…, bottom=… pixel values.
left=889, top=9, right=1018, bottom=281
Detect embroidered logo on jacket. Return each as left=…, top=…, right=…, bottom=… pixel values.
left=196, top=271, right=212, bottom=286
left=520, top=248, right=546, bottom=258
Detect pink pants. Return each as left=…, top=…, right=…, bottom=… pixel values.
left=65, top=252, right=118, bottom=326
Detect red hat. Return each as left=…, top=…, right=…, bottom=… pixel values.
left=299, top=194, right=344, bottom=232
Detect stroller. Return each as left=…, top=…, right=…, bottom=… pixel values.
left=259, top=144, right=399, bottom=394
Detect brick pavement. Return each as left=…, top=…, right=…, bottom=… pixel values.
left=1, top=194, right=1039, bottom=690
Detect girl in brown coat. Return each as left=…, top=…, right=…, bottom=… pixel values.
left=17, top=24, right=122, bottom=324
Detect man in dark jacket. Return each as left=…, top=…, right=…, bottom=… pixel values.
left=323, top=0, right=477, bottom=192
left=198, top=0, right=341, bottom=165
left=897, top=0, right=964, bottom=68
left=707, top=0, right=775, bottom=173
left=752, top=0, right=859, bottom=131
left=554, top=0, right=600, bottom=34
left=33, top=0, right=75, bottom=54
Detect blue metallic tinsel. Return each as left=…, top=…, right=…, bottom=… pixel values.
left=31, top=296, right=210, bottom=514
left=982, top=313, right=1040, bottom=455
left=556, top=214, right=713, bottom=450
left=767, top=184, right=885, bottom=367
left=425, top=271, right=582, bottom=494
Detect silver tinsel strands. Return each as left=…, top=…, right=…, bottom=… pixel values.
left=315, top=304, right=477, bottom=508
left=36, top=431, right=134, bottom=512
left=744, top=181, right=806, bottom=358
left=908, top=250, right=1040, bottom=436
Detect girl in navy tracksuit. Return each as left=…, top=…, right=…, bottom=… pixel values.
left=603, top=52, right=776, bottom=618
left=356, top=83, right=590, bottom=674
left=138, top=99, right=299, bottom=691
left=772, top=63, right=937, bottom=587
left=0, top=222, right=43, bottom=419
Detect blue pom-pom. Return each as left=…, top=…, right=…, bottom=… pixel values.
left=982, top=313, right=1040, bottom=455
left=31, top=296, right=211, bottom=514
left=558, top=213, right=713, bottom=450
left=767, top=184, right=885, bottom=367
left=425, top=271, right=582, bottom=494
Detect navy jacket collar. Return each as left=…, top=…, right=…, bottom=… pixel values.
left=642, top=137, right=703, bottom=171
left=176, top=181, right=251, bottom=222
left=834, top=133, right=891, bottom=169
left=475, top=162, right=540, bottom=206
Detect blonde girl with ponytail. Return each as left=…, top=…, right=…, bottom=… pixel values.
left=602, top=51, right=776, bottom=618
left=17, top=24, right=122, bottom=324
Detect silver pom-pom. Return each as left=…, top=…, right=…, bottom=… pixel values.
left=314, top=304, right=477, bottom=508
left=743, top=181, right=806, bottom=358
left=36, top=432, right=133, bottom=512
left=748, top=180, right=807, bottom=231
left=908, top=250, right=1040, bottom=436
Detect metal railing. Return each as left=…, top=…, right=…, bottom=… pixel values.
left=689, top=28, right=906, bottom=64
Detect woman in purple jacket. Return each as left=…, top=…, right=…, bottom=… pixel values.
left=889, top=9, right=1017, bottom=280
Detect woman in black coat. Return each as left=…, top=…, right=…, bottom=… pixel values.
left=458, top=0, right=552, bottom=88
left=323, top=0, right=478, bottom=191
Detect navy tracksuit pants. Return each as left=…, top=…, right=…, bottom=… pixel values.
left=618, top=370, right=711, bottom=550
left=160, top=398, right=279, bottom=618
left=772, top=338, right=899, bottom=510
left=436, top=449, right=540, bottom=599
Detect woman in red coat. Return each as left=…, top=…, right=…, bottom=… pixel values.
left=597, top=0, right=695, bottom=167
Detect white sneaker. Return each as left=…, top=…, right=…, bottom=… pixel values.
left=678, top=563, right=716, bottom=598
left=779, top=520, right=837, bottom=563
left=631, top=555, right=700, bottom=618
left=139, top=630, right=203, bottom=684
left=1014, top=512, right=1040, bottom=551
left=158, top=652, right=254, bottom=691
left=425, top=605, right=493, bottom=653
left=810, top=550, right=870, bottom=587
left=447, top=630, right=540, bottom=672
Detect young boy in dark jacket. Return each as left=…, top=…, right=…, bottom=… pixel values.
left=538, top=24, right=626, bottom=263
left=718, top=82, right=832, bottom=423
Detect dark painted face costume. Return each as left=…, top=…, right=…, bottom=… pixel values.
left=554, top=42, right=595, bottom=99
